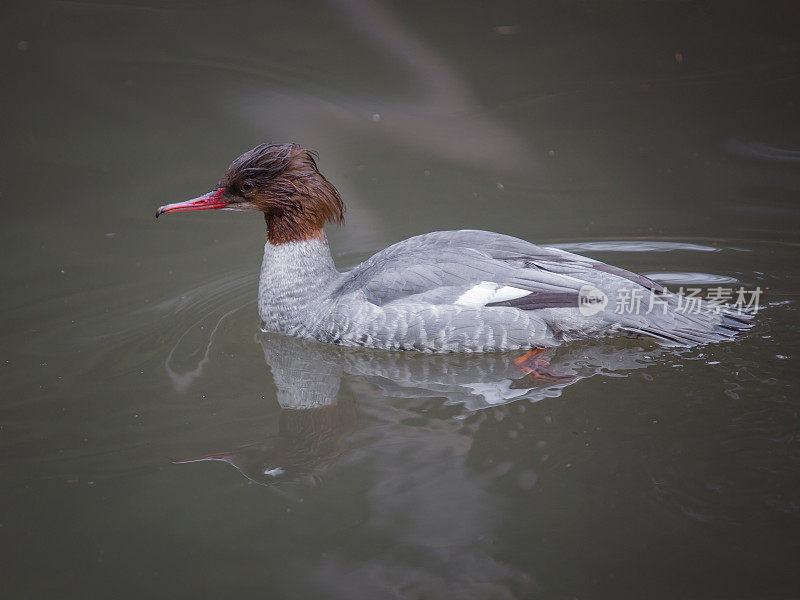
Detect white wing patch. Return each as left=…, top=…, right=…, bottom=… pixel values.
left=454, top=281, right=530, bottom=308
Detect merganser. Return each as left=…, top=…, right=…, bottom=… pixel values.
left=156, top=143, right=752, bottom=353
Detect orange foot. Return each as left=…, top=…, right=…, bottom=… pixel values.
left=513, top=348, right=575, bottom=383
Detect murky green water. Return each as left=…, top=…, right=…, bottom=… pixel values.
left=2, top=1, right=799, bottom=598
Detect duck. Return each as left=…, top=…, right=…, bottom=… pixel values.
left=156, top=143, right=752, bottom=353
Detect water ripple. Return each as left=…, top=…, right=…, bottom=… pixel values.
left=644, top=272, right=740, bottom=285
left=722, top=138, right=800, bottom=163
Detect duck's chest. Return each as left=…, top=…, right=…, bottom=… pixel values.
left=256, top=239, right=341, bottom=337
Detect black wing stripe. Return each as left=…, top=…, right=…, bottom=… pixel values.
left=486, top=291, right=579, bottom=310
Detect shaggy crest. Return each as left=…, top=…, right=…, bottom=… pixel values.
left=222, top=143, right=345, bottom=244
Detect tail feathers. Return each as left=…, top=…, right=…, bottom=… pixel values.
left=621, top=299, right=754, bottom=346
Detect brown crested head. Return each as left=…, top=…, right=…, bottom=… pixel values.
left=156, top=143, right=344, bottom=245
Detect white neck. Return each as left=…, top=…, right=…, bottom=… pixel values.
left=257, top=236, right=341, bottom=336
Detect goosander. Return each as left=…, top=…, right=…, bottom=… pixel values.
left=156, top=143, right=752, bottom=353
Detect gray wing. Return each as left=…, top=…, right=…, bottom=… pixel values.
left=335, top=229, right=663, bottom=307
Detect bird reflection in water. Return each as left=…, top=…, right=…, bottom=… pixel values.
left=169, top=329, right=670, bottom=596
left=174, top=332, right=661, bottom=486
left=174, top=401, right=357, bottom=487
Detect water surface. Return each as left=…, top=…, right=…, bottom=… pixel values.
left=1, top=1, right=799, bottom=598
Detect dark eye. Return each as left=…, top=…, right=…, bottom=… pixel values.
left=240, top=181, right=254, bottom=193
